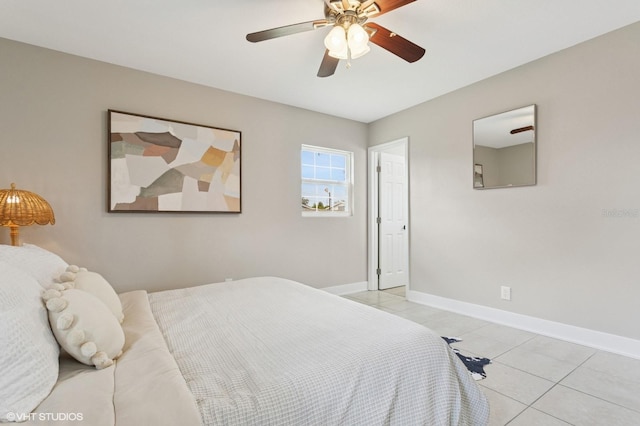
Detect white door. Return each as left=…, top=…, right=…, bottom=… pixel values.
left=378, top=152, right=408, bottom=290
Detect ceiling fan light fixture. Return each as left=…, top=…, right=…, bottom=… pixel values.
left=349, top=43, right=370, bottom=59
left=325, top=22, right=371, bottom=61
left=328, top=46, right=349, bottom=59
left=347, top=23, right=369, bottom=50
left=247, top=0, right=424, bottom=77
left=324, top=26, right=347, bottom=55
left=347, top=23, right=370, bottom=58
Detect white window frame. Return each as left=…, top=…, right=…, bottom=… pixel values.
left=301, top=144, right=354, bottom=217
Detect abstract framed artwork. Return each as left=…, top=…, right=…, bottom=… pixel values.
left=108, top=110, right=241, bottom=213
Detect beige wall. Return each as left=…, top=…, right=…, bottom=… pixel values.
left=369, top=22, right=640, bottom=340
left=497, top=142, right=535, bottom=187
left=473, top=145, right=500, bottom=188
left=0, top=38, right=368, bottom=292
left=475, top=143, right=534, bottom=188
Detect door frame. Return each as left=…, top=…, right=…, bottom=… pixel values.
left=367, top=137, right=410, bottom=291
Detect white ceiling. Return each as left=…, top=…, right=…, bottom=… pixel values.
left=1, top=1, right=639, bottom=123
left=474, top=105, right=535, bottom=149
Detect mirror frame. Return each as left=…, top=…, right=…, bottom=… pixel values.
left=473, top=104, right=537, bottom=189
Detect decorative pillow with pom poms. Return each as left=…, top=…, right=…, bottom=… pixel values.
left=58, top=266, right=124, bottom=323
left=43, top=286, right=124, bottom=369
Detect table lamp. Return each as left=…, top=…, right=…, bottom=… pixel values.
left=0, top=183, right=55, bottom=246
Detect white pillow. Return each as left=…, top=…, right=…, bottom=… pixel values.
left=0, top=260, right=59, bottom=422
left=58, top=267, right=124, bottom=323
left=0, top=244, right=68, bottom=288
left=43, top=288, right=124, bottom=369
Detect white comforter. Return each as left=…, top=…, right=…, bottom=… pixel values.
left=149, top=277, right=489, bottom=425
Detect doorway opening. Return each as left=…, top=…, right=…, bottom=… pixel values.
left=368, top=138, right=409, bottom=292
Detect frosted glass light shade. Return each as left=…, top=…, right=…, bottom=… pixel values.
left=328, top=45, right=349, bottom=59
left=347, top=23, right=369, bottom=51
left=347, top=23, right=371, bottom=59
left=349, top=43, right=370, bottom=59
left=325, top=23, right=371, bottom=61
left=324, top=26, right=348, bottom=58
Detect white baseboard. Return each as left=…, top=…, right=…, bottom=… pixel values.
left=408, top=290, right=640, bottom=360
left=323, top=281, right=368, bottom=296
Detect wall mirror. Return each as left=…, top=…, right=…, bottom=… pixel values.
left=473, top=104, right=536, bottom=189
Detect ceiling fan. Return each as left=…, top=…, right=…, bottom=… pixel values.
left=246, top=0, right=426, bottom=78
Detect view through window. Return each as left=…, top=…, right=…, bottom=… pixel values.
left=301, top=145, right=353, bottom=216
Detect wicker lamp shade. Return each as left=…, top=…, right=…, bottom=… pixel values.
left=0, top=183, right=55, bottom=246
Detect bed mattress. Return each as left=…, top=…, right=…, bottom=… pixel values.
left=148, top=277, right=489, bottom=425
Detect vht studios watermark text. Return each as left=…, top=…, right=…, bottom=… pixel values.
left=5, top=412, right=84, bottom=422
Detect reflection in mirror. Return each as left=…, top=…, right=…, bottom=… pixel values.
left=473, top=105, right=536, bottom=189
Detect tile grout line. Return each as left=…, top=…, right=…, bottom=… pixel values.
left=505, top=406, right=576, bottom=426
left=518, top=352, right=600, bottom=423
left=346, top=291, right=640, bottom=423
left=555, top=352, right=640, bottom=415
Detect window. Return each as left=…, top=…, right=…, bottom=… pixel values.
left=301, top=145, right=353, bottom=217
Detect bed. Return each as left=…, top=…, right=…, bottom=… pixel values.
left=1, top=245, right=489, bottom=425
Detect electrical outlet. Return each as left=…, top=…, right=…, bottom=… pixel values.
left=500, top=286, right=511, bottom=301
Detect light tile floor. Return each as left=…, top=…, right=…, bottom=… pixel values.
left=343, top=287, right=640, bottom=426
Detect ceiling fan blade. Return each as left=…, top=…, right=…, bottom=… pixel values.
left=510, top=126, right=534, bottom=134
left=373, top=0, right=416, bottom=16
left=317, top=50, right=340, bottom=78
left=366, top=23, right=425, bottom=63
left=246, top=19, right=328, bottom=43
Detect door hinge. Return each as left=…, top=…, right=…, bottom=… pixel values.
left=376, top=268, right=381, bottom=276
left=376, top=217, right=381, bottom=224
left=376, top=165, right=381, bottom=173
